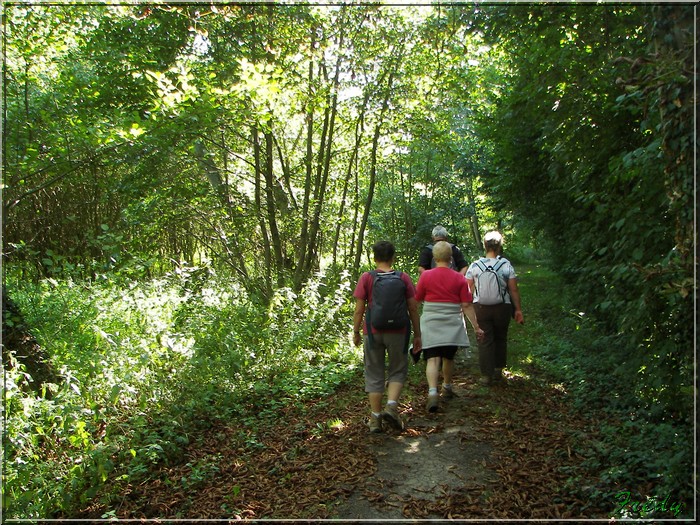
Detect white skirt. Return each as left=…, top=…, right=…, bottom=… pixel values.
left=420, top=302, right=469, bottom=350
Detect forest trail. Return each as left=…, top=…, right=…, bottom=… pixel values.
left=83, top=345, right=611, bottom=520
left=331, top=349, right=497, bottom=520
left=331, top=349, right=600, bottom=520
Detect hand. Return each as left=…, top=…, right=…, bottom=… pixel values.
left=412, top=336, right=422, bottom=354
left=353, top=332, right=362, bottom=347
left=476, top=327, right=485, bottom=343
left=514, top=311, right=524, bottom=325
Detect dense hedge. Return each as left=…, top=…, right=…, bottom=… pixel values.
left=473, top=3, right=694, bottom=420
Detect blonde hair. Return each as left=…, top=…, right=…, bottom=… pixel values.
left=432, top=241, right=453, bottom=263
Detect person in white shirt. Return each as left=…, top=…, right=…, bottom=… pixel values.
left=466, top=231, right=524, bottom=385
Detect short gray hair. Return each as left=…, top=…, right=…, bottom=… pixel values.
left=432, top=225, right=448, bottom=239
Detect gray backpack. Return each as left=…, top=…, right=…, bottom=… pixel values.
left=474, top=257, right=508, bottom=305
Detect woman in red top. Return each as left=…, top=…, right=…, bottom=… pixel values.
left=415, top=241, right=483, bottom=412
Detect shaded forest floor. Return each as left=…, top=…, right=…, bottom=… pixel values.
left=76, top=352, right=616, bottom=520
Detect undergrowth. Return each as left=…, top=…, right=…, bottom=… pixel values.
left=2, top=265, right=359, bottom=519
left=508, top=264, right=694, bottom=519
left=2, top=262, right=693, bottom=520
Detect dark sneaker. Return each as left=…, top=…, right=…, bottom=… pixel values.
left=442, top=385, right=456, bottom=400
left=426, top=394, right=440, bottom=413
left=479, top=376, right=492, bottom=386
left=493, top=369, right=504, bottom=382
left=381, top=404, right=404, bottom=431
left=368, top=413, right=383, bottom=433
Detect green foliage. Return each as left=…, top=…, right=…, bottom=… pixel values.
left=2, top=268, right=357, bottom=518
left=2, top=3, right=694, bottom=518
left=510, top=265, right=693, bottom=514
left=470, top=3, right=694, bottom=421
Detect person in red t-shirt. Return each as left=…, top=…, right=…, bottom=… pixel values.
left=415, top=241, right=483, bottom=413
left=353, top=241, right=422, bottom=433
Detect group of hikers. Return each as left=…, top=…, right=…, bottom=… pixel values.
left=352, top=226, right=524, bottom=433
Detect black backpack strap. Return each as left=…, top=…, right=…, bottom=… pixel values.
left=366, top=271, right=377, bottom=346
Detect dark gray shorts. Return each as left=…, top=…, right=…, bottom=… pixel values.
left=363, top=332, right=409, bottom=392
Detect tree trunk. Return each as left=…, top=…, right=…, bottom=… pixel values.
left=264, top=130, right=284, bottom=287
left=253, top=125, right=272, bottom=299
left=2, top=287, right=57, bottom=396
left=354, top=67, right=398, bottom=276
left=294, top=53, right=315, bottom=289
left=463, top=167, right=482, bottom=250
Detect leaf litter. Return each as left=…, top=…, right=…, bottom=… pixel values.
left=75, top=352, right=612, bottom=520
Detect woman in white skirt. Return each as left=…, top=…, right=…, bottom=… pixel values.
left=414, top=241, right=484, bottom=412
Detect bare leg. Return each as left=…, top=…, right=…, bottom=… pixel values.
left=426, top=357, right=441, bottom=389
left=368, top=392, right=383, bottom=413
left=442, top=358, right=454, bottom=386
left=386, top=382, right=402, bottom=403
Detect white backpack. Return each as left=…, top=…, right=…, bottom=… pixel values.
left=474, top=257, right=508, bottom=305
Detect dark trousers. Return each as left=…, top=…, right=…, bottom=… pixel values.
left=474, top=303, right=512, bottom=377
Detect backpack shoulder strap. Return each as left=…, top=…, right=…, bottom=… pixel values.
left=493, top=257, right=509, bottom=274
left=390, top=270, right=406, bottom=284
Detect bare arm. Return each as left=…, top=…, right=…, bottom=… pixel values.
left=352, top=298, right=366, bottom=346
left=466, top=278, right=475, bottom=294
left=407, top=297, right=422, bottom=353
left=508, top=278, right=524, bottom=325
left=462, top=302, right=484, bottom=340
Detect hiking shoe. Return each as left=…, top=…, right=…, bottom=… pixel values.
left=426, top=394, right=440, bottom=413
left=381, top=404, right=404, bottom=431
left=442, top=385, right=456, bottom=400
left=479, top=376, right=492, bottom=386
left=493, top=369, right=504, bottom=382
left=368, top=413, right=383, bottom=433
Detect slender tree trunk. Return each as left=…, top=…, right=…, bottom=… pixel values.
left=354, top=68, right=398, bottom=275
left=294, top=53, right=315, bottom=289
left=463, top=168, right=482, bottom=250
left=301, top=58, right=342, bottom=284
left=264, top=131, right=284, bottom=287
left=336, top=85, right=370, bottom=268
left=253, top=125, right=272, bottom=298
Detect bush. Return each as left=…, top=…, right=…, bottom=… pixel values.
left=2, top=266, right=358, bottom=518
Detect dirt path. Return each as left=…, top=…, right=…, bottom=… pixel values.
left=329, top=348, right=606, bottom=520
left=332, top=349, right=497, bottom=519
left=81, top=348, right=608, bottom=520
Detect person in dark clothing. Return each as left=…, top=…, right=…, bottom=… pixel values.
left=417, top=225, right=468, bottom=276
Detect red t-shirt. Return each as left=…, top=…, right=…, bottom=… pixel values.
left=354, top=270, right=416, bottom=334
left=415, top=267, right=473, bottom=304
